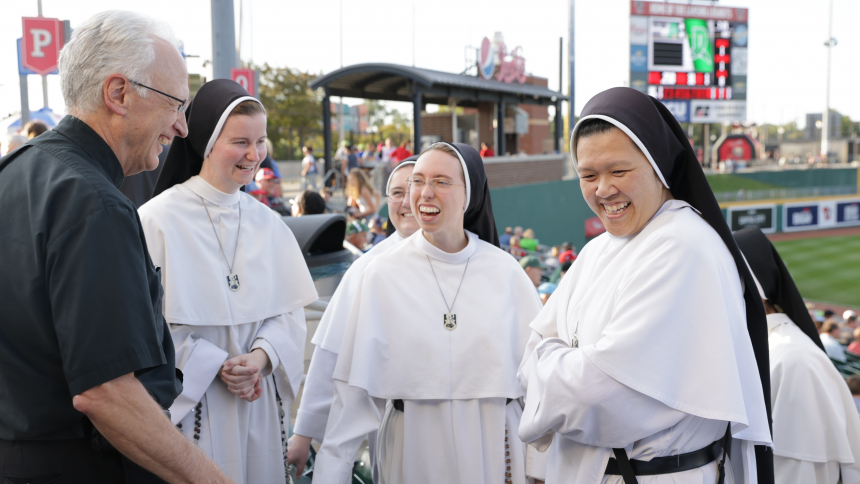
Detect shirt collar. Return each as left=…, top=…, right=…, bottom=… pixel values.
left=52, top=116, right=125, bottom=188
left=413, top=229, right=478, bottom=263
left=183, top=175, right=241, bottom=207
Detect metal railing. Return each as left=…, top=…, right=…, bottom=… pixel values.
left=714, top=185, right=858, bottom=203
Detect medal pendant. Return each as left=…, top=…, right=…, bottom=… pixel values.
left=570, top=335, right=579, bottom=348
left=443, top=313, right=457, bottom=331
left=227, top=273, right=240, bottom=292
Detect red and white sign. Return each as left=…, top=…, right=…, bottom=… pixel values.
left=230, top=68, right=256, bottom=97
left=22, top=17, right=63, bottom=76
left=630, top=1, right=748, bottom=22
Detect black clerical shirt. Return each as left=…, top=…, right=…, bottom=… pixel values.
left=0, top=116, right=182, bottom=440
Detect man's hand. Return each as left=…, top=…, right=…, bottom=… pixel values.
left=220, top=349, right=269, bottom=402
left=287, top=434, right=313, bottom=475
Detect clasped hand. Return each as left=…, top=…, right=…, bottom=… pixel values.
left=220, top=348, right=269, bottom=402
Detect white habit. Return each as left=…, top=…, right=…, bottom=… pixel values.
left=518, top=200, right=772, bottom=484
left=294, top=231, right=403, bottom=466
left=139, top=175, right=318, bottom=483
left=767, top=312, right=860, bottom=484
left=314, top=230, right=544, bottom=483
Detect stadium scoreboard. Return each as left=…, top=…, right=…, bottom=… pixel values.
left=630, top=1, right=748, bottom=123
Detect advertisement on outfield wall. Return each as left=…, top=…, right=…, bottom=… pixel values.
left=727, top=204, right=776, bottom=233
left=782, top=198, right=860, bottom=232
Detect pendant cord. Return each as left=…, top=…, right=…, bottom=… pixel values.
left=427, top=255, right=470, bottom=314
left=199, top=195, right=241, bottom=274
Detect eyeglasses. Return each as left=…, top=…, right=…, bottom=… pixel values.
left=388, top=188, right=409, bottom=201
left=129, top=80, right=188, bottom=113
left=407, top=176, right=465, bottom=192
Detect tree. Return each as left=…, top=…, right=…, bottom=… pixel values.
left=255, top=63, right=323, bottom=160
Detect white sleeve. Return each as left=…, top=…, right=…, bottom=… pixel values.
left=250, top=310, right=307, bottom=402
left=168, top=324, right=229, bottom=425
left=519, top=335, right=689, bottom=449
left=314, top=379, right=386, bottom=484
left=293, top=346, right=338, bottom=442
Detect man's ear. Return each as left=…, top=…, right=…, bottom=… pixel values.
left=103, top=74, right=131, bottom=116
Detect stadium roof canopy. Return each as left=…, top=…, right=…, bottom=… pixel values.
left=310, top=63, right=567, bottom=107
left=309, top=63, right=567, bottom=170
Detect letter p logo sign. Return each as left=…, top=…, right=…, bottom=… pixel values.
left=29, top=29, right=52, bottom=58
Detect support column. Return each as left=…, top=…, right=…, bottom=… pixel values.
left=19, top=75, right=29, bottom=126
left=554, top=100, right=563, bottom=152
left=211, top=0, right=238, bottom=79
left=412, top=88, right=422, bottom=151
left=496, top=99, right=506, bottom=156
left=449, top=98, right=458, bottom=143
left=322, top=89, right=332, bottom=174
left=703, top=124, right=710, bottom=168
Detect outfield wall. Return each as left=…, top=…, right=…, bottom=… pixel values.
left=722, top=197, right=860, bottom=233
left=732, top=167, right=858, bottom=188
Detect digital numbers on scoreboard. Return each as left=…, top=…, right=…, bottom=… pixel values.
left=630, top=2, right=748, bottom=123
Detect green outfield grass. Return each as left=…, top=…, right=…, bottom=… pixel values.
left=773, top=234, right=860, bottom=308
left=705, top=174, right=783, bottom=193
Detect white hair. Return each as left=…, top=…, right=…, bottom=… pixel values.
left=59, top=10, right=183, bottom=114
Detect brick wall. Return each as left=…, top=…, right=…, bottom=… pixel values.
left=422, top=113, right=454, bottom=142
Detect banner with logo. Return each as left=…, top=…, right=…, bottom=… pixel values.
left=727, top=204, right=776, bottom=233
left=783, top=202, right=819, bottom=232
left=781, top=198, right=860, bottom=232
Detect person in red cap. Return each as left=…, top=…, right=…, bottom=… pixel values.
left=255, top=167, right=288, bottom=215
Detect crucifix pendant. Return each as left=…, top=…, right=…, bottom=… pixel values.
left=443, top=313, right=457, bottom=331
left=227, top=273, right=240, bottom=292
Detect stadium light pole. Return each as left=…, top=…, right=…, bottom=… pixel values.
left=821, top=0, right=835, bottom=160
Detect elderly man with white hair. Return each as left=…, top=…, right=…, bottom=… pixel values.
left=0, top=10, right=229, bottom=483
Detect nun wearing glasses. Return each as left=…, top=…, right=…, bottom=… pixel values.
left=517, top=88, right=773, bottom=484
left=139, top=79, right=317, bottom=482
left=287, top=156, right=421, bottom=477
left=313, top=142, right=545, bottom=483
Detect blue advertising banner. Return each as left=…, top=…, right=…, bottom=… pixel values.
left=661, top=101, right=690, bottom=123
left=783, top=203, right=818, bottom=232
left=630, top=45, right=648, bottom=72
left=837, top=200, right=860, bottom=226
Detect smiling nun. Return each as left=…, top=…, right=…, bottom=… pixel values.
left=313, top=142, right=545, bottom=483
left=734, top=227, right=860, bottom=484
left=518, top=88, right=773, bottom=484
left=139, top=79, right=317, bottom=482
left=287, top=156, right=421, bottom=476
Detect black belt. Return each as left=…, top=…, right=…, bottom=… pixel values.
left=392, top=398, right=513, bottom=412
left=605, top=426, right=732, bottom=484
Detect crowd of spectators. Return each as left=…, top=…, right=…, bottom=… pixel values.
left=817, top=309, right=860, bottom=363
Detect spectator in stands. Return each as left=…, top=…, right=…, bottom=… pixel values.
left=538, top=282, right=557, bottom=305
left=559, top=242, right=577, bottom=263
left=390, top=140, right=413, bottom=164
left=4, top=134, right=26, bottom=155
left=848, top=376, right=860, bottom=414
left=301, top=144, right=317, bottom=190
left=254, top=168, right=288, bottom=215
left=290, top=190, right=326, bottom=217
left=514, top=226, right=524, bottom=238
left=346, top=168, right=379, bottom=221
left=545, top=247, right=560, bottom=269
left=824, top=309, right=837, bottom=326
left=367, top=216, right=387, bottom=247
left=849, top=328, right=860, bottom=356
left=341, top=144, right=361, bottom=175
left=345, top=219, right=369, bottom=251
left=509, top=235, right=526, bottom=257
left=320, top=187, right=334, bottom=213
left=499, top=226, right=513, bottom=246
left=842, top=310, right=858, bottom=345
left=559, top=260, right=572, bottom=280
left=480, top=141, right=495, bottom=158
left=519, top=255, right=544, bottom=289
left=519, top=228, right=538, bottom=252
left=821, top=320, right=847, bottom=362
left=22, top=120, right=48, bottom=139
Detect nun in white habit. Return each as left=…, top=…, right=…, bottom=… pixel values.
left=139, top=79, right=317, bottom=482
left=734, top=227, right=860, bottom=484
left=287, top=156, right=421, bottom=475
left=517, top=88, right=774, bottom=484
left=313, top=142, right=545, bottom=483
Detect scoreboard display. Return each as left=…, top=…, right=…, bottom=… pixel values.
left=630, top=1, right=748, bottom=123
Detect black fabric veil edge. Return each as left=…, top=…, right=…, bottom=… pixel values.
left=734, top=227, right=825, bottom=352
left=571, top=88, right=774, bottom=483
